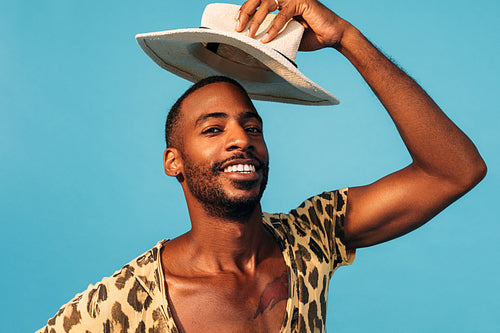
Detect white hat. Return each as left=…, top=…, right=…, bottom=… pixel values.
left=135, top=3, right=339, bottom=105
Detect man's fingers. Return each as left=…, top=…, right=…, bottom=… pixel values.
left=247, top=4, right=274, bottom=38
left=237, top=0, right=295, bottom=43
left=235, top=0, right=259, bottom=32
left=261, top=8, right=294, bottom=43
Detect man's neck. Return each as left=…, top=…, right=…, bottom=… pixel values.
left=181, top=201, right=272, bottom=274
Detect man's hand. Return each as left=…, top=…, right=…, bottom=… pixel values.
left=235, top=0, right=352, bottom=51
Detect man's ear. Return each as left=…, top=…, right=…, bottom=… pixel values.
left=163, top=148, right=183, bottom=178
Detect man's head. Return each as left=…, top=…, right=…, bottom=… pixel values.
left=163, top=76, right=269, bottom=219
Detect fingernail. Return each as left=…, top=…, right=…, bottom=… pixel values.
left=261, top=33, right=269, bottom=43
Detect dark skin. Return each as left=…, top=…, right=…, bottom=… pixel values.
left=161, top=0, right=487, bottom=332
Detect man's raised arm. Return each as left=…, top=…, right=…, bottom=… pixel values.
left=237, top=0, right=487, bottom=248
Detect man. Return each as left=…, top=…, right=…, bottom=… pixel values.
left=37, top=0, right=486, bottom=332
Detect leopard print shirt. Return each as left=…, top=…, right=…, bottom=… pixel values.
left=37, top=189, right=355, bottom=333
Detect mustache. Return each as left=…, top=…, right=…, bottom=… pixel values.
left=212, top=152, right=264, bottom=172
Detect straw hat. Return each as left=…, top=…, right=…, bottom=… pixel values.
left=135, top=3, right=339, bottom=105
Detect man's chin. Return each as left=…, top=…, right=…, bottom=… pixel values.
left=197, top=194, right=258, bottom=220
left=203, top=185, right=264, bottom=220
left=229, top=178, right=261, bottom=191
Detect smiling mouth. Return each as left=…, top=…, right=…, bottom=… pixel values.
left=223, top=164, right=256, bottom=173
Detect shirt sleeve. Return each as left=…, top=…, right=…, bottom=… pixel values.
left=36, top=245, right=169, bottom=333
left=35, top=281, right=110, bottom=333
left=35, top=272, right=130, bottom=333
left=288, top=188, right=355, bottom=273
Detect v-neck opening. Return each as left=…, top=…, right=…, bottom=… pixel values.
left=156, top=220, right=294, bottom=333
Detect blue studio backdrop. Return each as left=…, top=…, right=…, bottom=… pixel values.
left=1, top=0, right=499, bottom=331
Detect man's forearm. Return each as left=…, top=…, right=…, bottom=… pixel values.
left=337, top=25, right=486, bottom=187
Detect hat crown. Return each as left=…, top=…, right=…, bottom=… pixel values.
left=200, top=3, right=304, bottom=62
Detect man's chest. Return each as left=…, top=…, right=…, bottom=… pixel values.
left=165, top=269, right=289, bottom=332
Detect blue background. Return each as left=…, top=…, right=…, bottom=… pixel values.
left=1, top=0, right=499, bottom=331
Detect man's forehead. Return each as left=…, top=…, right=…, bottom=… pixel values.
left=181, top=81, right=260, bottom=122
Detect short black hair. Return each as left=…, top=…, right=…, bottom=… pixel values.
left=165, top=76, right=252, bottom=149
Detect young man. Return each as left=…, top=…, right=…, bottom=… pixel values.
left=37, top=0, right=486, bottom=332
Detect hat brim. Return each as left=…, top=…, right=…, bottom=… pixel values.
left=136, top=28, right=339, bottom=106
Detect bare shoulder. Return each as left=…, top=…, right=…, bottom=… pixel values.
left=160, top=234, right=192, bottom=273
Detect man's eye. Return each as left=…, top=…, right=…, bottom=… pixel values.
left=202, top=127, right=222, bottom=134
left=246, top=127, right=262, bottom=134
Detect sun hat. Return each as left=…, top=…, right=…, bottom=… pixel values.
left=135, top=3, right=339, bottom=105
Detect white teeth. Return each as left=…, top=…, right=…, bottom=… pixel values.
left=223, top=164, right=256, bottom=173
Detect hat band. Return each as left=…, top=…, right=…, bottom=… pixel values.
left=199, top=27, right=297, bottom=68
left=189, top=43, right=271, bottom=83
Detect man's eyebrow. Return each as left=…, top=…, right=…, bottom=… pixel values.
left=243, top=111, right=263, bottom=124
left=195, top=112, right=229, bottom=127
left=194, top=111, right=263, bottom=127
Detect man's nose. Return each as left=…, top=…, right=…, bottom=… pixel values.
left=225, top=124, right=253, bottom=151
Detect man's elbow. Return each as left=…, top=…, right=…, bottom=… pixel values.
left=455, top=156, right=487, bottom=194
left=472, top=157, right=487, bottom=185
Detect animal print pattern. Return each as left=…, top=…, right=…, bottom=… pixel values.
left=36, top=189, right=354, bottom=333
left=263, top=188, right=355, bottom=332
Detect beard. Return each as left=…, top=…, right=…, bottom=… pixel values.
left=182, top=152, right=269, bottom=220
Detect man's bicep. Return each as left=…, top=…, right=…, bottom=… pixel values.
left=344, top=164, right=464, bottom=249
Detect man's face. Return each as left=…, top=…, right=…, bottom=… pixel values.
left=177, top=82, right=269, bottom=218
